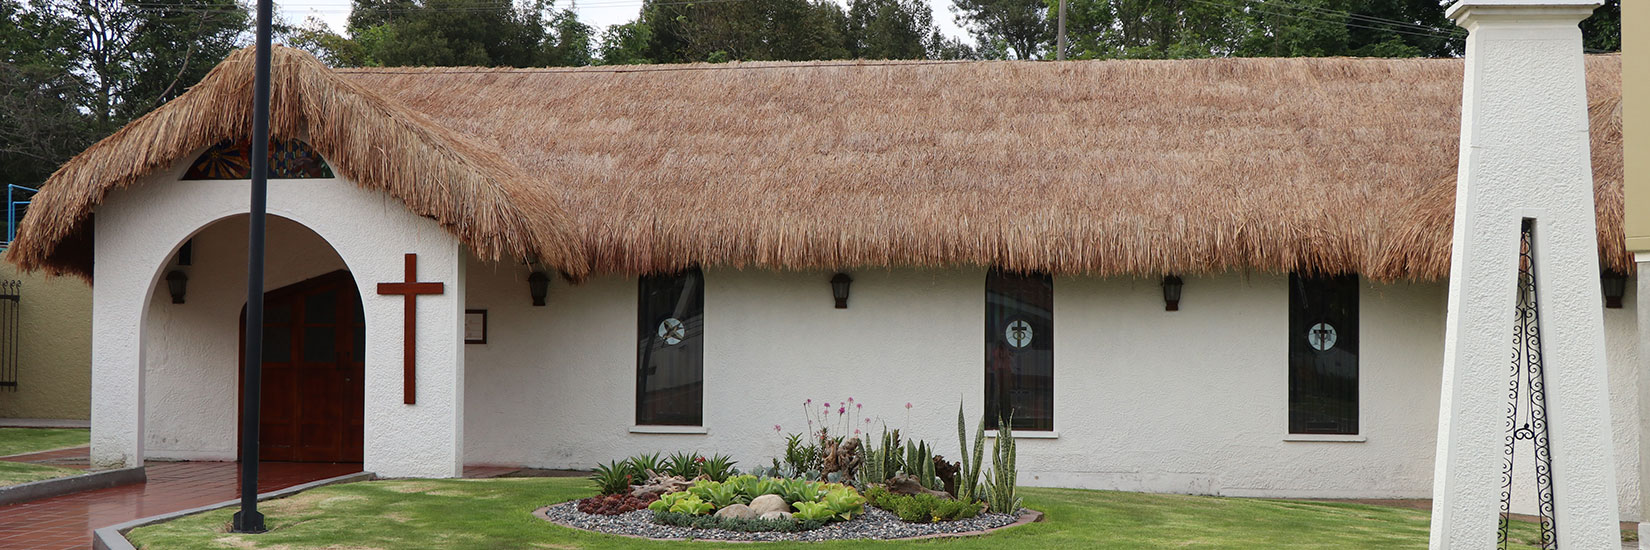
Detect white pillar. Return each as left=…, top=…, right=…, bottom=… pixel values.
left=1638, top=256, right=1650, bottom=549
left=88, top=232, right=150, bottom=470
left=1431, top=1, right=1617, bottom=548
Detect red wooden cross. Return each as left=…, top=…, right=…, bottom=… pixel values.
left=376, top=253, right=444, bottom=404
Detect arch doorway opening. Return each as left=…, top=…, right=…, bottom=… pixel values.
left=239, top=270, right=365, bottom=463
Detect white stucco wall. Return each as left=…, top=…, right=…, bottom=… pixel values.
left=91, top=157, right=467, bottom=478
left=459, top=261, right=1645, bottom=520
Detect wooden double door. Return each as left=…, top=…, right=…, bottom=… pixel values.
left=240, top=270, right=365, bottom=463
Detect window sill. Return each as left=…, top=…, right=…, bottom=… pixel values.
left=984, top=430, right=1059, bottom=439
left=629, top=425, right=708, bottom=435
left=1283, top=434, right=1366, bottom=443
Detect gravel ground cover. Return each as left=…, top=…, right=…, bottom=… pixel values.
left=542, top=500, right=1026, bottom=542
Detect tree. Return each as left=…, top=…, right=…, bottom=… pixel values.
left=1, top=0, right=249, bottom=189
left=597, top=20, right=653, bottom=65
left=1580, top=0, right=1620, bottom=52
left=1045, top=0, right=1466, bottom=60
left=846, top=0, right=933, bottom=59
left=293, top=0, right=593, bottom=68
left=638, top=0, right=849, bottom=63
left=1, top=0, right=90, bottom=189
left=952, top=0, right=1048, bottom=59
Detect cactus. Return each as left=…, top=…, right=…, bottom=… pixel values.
left=861, top=436, right=886, bottom=486
left=985, top=413, right=1020, bottom=513
left=956, top=402, right=986, bottom=502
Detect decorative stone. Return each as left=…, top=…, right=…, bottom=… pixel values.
left=714, top=503, right=758, bottom=520
left=749, top=494, right=790, bottom=516
left=759, top=511, right=793, bottom=521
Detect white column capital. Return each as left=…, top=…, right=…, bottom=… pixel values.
left=1447, top=0, right=1601, bottom=27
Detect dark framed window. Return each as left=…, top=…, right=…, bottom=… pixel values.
left=985, top=268, right=1053, bottom=431
left=637, top=268, right=704, bottom=426
left=1288, top=273, right=1359, bottom=435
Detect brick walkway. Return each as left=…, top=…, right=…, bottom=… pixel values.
left=0, top=450, right=360, bottom=550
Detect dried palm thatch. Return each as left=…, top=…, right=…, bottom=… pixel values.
left=12, top=50, right=1625, bottom=282
left=337, top=54, right=1625, bottom=281
left=8, top=46, right=587, bottom=280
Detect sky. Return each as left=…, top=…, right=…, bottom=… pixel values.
left=275, top=0, right=973, bottom=45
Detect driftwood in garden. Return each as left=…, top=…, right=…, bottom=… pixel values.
left=933, top=455, right=960, bottom=496
left=884, top=474, right=952, bottom=499
left=821, top=437, right=863, bottom=481
left=630, top=471, right=693, bottom=499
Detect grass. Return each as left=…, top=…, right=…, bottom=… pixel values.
left=0, top=460, right=83, bottom=486
left=125, top=477, right=1562, bottom=550
left=0, top=427, right=89, bottom=487
left=0, top=427, right=89, bottom=457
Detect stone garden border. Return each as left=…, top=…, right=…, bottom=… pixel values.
left=534, top=503, right=1044, bottom=542
left=91, top=471, right=374, bottom=550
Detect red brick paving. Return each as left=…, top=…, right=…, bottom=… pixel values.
left=0, top=459, right=360, bottom=550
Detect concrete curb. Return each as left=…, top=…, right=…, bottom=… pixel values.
left=92, top=471, right=373, bottom=550
left=0, top=466, right=145, bottom=507
left=533, top=504, right=1044, bottom=542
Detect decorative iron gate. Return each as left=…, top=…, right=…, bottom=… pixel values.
left=1499, top=220, right=1556, bottom=549
left=0, top=280, right=18, bottom=390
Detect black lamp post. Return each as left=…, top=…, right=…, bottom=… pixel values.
left=1161, top=275, right=1183, bottom=311
left=528, top=271, right=550, bottom=306
left=1602, top=271, right=1627, bottom=309
left=233, top=0, right=275, bottom=533
left=830, top=273, right=853, bottom=309
left=166, top=271, right=189, bottom=304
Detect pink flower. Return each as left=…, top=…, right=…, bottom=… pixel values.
left=774, top=424, right=782, bottom=432
left=805, top=399, right=812, bottom=405
left=838, top=407, right=846, bottom=415
left=824, top=402, right=830, bottom=408
left=854, top=429, right=861, bottom=435
left=856, top=403, right=862, bottom=410
left=847, top=397, right=854, bottom=403
left=865, top=418, right=871, bottom=424
left=905, top=402, right=913, bottom=409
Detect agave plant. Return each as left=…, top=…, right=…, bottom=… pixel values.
left=590, top=460, right=636, bottom=495
left=627, top=452, right=663, bottom=478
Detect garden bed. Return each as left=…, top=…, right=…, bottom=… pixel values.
left=538, top=500, right=1040, bottom=542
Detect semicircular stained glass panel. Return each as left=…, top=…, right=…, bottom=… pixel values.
left=182, top=139, right=334, bottom=180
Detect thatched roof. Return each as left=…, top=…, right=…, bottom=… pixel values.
left=13, top=49, right=1626, bottom=281
left=8, top=46, right=588, bottom=280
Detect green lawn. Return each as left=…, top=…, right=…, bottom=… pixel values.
left=0, top=460, right=83, bottom=486
left=125, top=477, right=1561, bottom=549
left=0, top=427, right=89, bottom=457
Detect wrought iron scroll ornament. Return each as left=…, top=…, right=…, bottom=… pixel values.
left=1499, top=219, right=1557, bottom=549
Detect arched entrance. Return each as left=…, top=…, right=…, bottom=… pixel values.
left=240, top=270, right=365, bottom=463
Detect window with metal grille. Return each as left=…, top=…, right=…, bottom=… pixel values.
left=0, top=280, right=19, bottom=390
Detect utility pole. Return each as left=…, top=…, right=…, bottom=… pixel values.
left=231, top=0, right=274, bottom=534
left=1056, top=0, right=1067, bottom=60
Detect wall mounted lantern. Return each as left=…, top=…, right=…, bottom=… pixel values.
left=1161, top=275, right=1184, bottom=311
left=1602, top=271, right=1627, bottom=309
left=830, top=273, right=853, bottom=309
left=528, top=271, right=550, bottom=307
left=166, top=270, right=189, bottom=304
